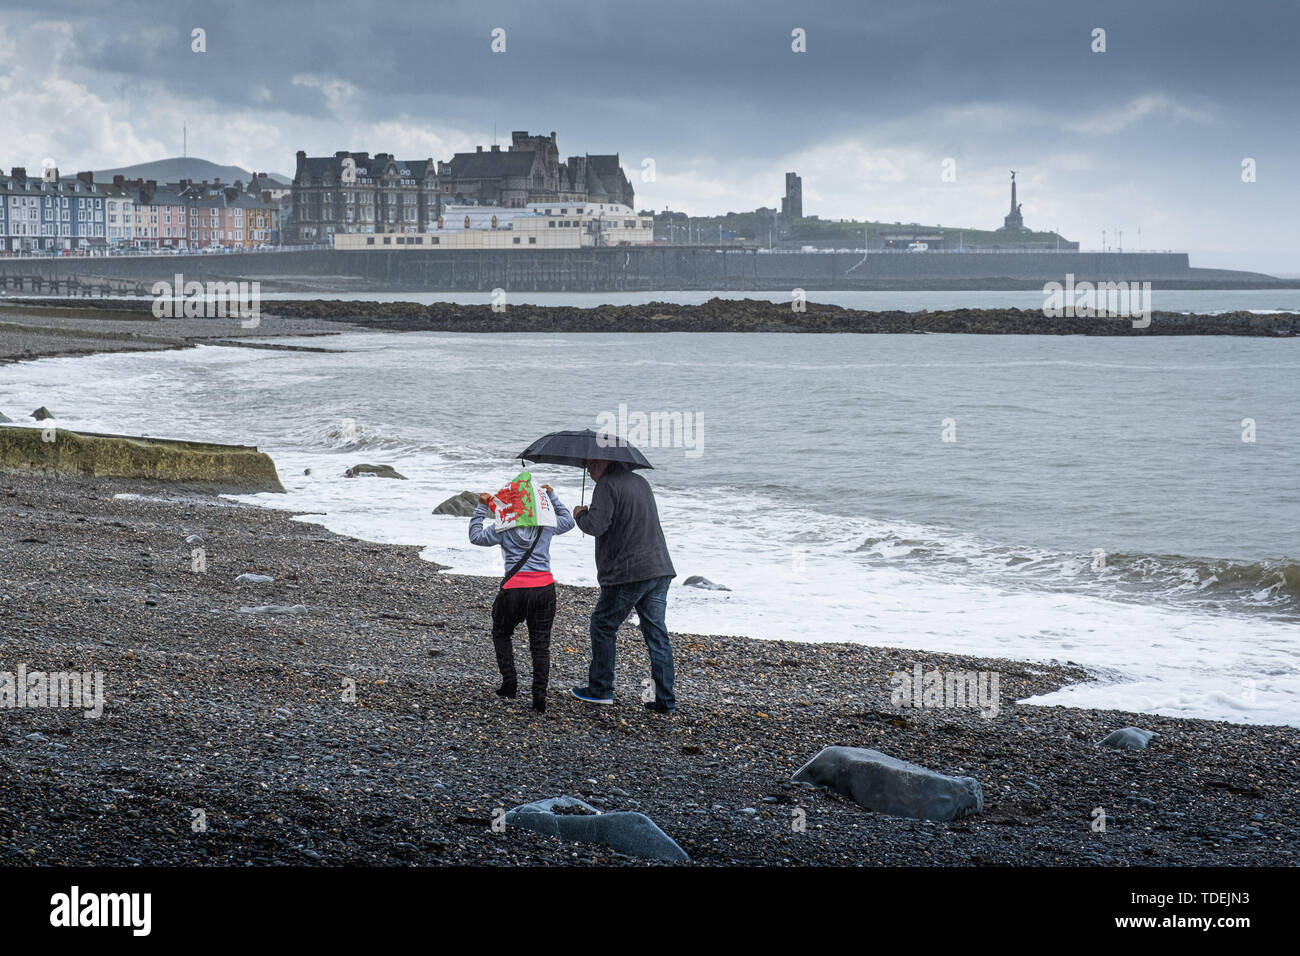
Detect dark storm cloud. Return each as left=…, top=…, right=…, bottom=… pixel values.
left=3, top=0, right=1296, bottom=270
left=21, top=0, right=1299, bottom=145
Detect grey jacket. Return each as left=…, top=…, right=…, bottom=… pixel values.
left=468, top=490, right=575, bottom=575
left=575, top=465, right=676, bottom=586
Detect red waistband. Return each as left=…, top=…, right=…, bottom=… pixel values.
left=503, top=571, right=554, bottom=590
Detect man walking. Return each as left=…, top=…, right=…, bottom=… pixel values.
left=570, top=459, right=677, bottom=713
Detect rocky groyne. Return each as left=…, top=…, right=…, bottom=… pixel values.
left=7, top=296, right=1300, bottom=336
left=263, top=298, right=1300, bottom=336
left=0, top=427, right=285, bottom=493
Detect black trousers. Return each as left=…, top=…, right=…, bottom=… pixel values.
left=490, top=583, right=556, bottom=694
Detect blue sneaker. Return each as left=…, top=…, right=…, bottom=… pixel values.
left=570, top=686, right=614, bottom=705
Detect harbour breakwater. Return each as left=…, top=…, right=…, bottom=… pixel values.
left=0, top=248, right=1288, bottom=293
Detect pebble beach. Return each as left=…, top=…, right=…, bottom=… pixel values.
left=1, top=310, right=1297, bottom=867
left=1, top=469, right=1296, bottom=866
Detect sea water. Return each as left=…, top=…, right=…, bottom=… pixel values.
left=4, top=330, right=1298, bottom=726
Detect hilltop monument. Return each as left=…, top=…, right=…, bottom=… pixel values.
left=1001, top=170, right=1026, bottom=232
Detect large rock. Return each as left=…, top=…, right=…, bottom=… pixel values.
left=683, top=575, right=730, bottom=591
left=0, top=427, right=284, bottom=492
left=1098, top=727, right=1155, bottom=750
left=792, top=746, right=983, bottom=822
left=505, top=796, right=689, bottom=862
left=344, top=463, right=407, bottom=480
left=433, top=491, right=480, bottom=516
left=238, top=604, right=308, bottom=615
left=31, top=407, right=55, bottom=421
left=0, top=412, right=12, bottom=423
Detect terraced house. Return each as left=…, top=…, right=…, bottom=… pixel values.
left=100, top=178, right=190, bottom=249
left=103, top=182, right=136, bottom=245
left=178, top=179, right=280, bottom=249
left=0, top=167, right=107, bottom=252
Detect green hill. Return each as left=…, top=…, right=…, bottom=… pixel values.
left=92, top=157, right=290, bottom=186
left=672, top=210, right=1069, bottom=248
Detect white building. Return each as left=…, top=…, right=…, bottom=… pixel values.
left=104, top=184, right=135, bottom=245
left=333, top=202, right=653, bottom=250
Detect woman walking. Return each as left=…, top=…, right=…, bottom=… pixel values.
left=468, top=472, right=575, bottom=711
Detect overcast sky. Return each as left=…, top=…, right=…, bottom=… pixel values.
left=2, top=0, right=1296, bottom=272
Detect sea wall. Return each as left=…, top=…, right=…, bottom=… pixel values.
left=0, top=248, right=1282, bottom=292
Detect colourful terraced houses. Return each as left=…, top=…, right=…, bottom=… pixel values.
left=0, top=167, right=109, bottom=253
left=0, top=167, right=280, bottom=253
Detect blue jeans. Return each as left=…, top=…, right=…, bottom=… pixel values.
left=587, top=575, right=675, bottom=709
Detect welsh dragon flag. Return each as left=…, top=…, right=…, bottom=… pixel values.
left=488, top=471, right=557, bottom=531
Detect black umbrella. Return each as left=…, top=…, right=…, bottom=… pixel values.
left=517, top=429, right=653, bottom=470
left=517, top=428, right=653, bottom=505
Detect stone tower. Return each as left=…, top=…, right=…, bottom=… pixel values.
left=781, top=172, right=803, bottom=220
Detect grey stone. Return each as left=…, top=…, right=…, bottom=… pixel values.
left=0, top=412, right=11, bottom=423
left=344, top=463, right=407, bottom=480
left=235, top=573, right=275, bottom=584
left=505, top=795, right=689, bottom=862
left=792, top=746, right=984, bottom=822
left=433, top=491, right=480, bottom=516
left=31, top=406, right=55, bottom=421
left=238, top=604, right=308, bottom=615
left=1098, top=727, right=1156, bottom=750
left=682, top=575, right=730, bottom=591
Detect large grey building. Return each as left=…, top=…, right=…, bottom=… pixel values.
left=436, top=131, right=634, bottom=209
left=291, top=133, right=633, bottom=244
left=291, top=150, right=439, bottom=244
